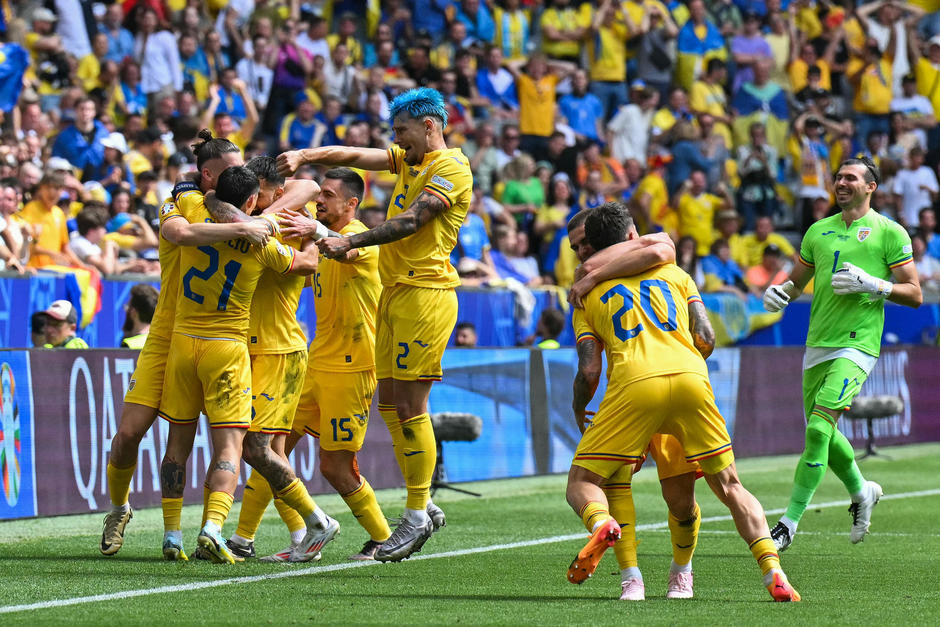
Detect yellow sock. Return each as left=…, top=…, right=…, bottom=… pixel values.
left=343, top=478, right=392, bottom=542
left=276, top=478, right=315, bottom=520
left=399, top=413, right=436, bottom=511
left=579, top=501, right=613, bottom=533
left=205, top=491, right=235, bottom=529
left=379, top=404, right=406, bottom=474
left=234, top=470, right=273, bottom=541
left=107, top=462, right=136, bottom=508
left=162, top=497, right=183, bottom=532
left=749, top=536, right=781, bottom=576
left=274, top=498, right=306, bottom=534
left=201, top=485, right=210, bottom=527
left=668, top=503, right=700, bottom=567
left=604, top=479, right=637, bottom=569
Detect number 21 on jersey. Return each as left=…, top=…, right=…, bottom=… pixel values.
left=183, top=245, right=243, bottom=311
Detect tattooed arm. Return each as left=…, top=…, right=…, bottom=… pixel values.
left=572, top=337, right=603, bottom=434
left=316, top=190, right=447, bottom=259
left=688, top=300, right=716, bottom=359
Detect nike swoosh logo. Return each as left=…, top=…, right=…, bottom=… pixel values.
left=676, top=543, right=693, bottom=549
left=805, top=462, right=824, bottom=467
left=403, top=451, right=423, bottom=457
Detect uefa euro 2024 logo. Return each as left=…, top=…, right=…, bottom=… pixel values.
left=0, top=363, right=20, bottom=507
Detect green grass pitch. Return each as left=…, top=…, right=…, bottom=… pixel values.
left=1, top=443, right=939, bottom=625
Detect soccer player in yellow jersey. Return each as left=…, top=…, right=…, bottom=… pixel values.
left=100, top=131, right=273, bottom=557
left=278, top=87, right=471, bottom=561
left=219, top=156, right=341, bottom=563
left=567, top=202, right=800, bottom=602
left=158, top=166, right=321, bottom=564
left=566, top=209, right=704, bottom=599
left=236, top=168, right=395, bottom=562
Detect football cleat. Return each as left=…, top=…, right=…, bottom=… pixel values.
left=192, top=546, right=211, bottom=561
left=666, top=571, right=694, bottom=599
left=290, top=516, right=340, bottom=562
left=619, top=577, right=646, bottom=601
left=260, top=542, right=321, bottom=563
left=765, top=570, right=801, bottom=602
left=375, top=515, right=434, bottom=562
left=100, top=506, right=133, bottom=555
left=771, top=521, right=794, bottom=552
left=427, top=502, right=446, bottom=532
left=162, top=533, right=189, bottom=562
left=226, top=538, right=256, bottom=562
left=849, top=481, right=883, bottom=544
left=567, top=518, right=621, bottom=584
left=197, top=525, right=236, bottom=564
left=348, top=539, right=383, bottom=561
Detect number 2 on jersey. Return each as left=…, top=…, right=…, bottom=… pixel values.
left=182, top=245, right=243, bottom=311
left=600, top=279, right=678, bottom=342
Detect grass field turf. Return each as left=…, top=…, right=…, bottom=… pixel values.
left=1, top=443, right=939, bottom=625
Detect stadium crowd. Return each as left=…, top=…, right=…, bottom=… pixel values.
left=2, top=0, right=940, bottom=320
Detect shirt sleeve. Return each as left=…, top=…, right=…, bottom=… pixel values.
left=572, top=307, right=599, bottom=346
left=884, top=221, right=914, bottom=269
left=259, top=238, right=296, bottom=274
left=682, top=270, right=704, bottom=306
left=387, top=144, right=404, bottom=175
left=158, top=199, right=184, bottom=227
left=424, top=153, right=473, bottom=210
left=798, top=228, right=815, bottom=267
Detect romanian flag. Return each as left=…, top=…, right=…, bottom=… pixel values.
left=44, top=266, right=103, bottom=329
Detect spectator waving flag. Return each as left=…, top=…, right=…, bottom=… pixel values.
left=0, top=42, right=28, bottom=112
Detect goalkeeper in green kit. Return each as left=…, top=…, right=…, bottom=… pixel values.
left=762, top=157, right=922, bottom=551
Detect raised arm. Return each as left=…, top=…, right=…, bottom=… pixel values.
left=261, top=179, right=321, bottom=215
left=568, top=234, right=677, bottom=307
left=235, top=79, right=259, bottom=139
left=277, top=145, right=390, bottom=176
left=160, top=215, right=271, bottom=247
left=316, top=190, right=445, bottom=259
left=572, top=337, right=602, bottom=434
left=688, top=300, right=715, bottom=359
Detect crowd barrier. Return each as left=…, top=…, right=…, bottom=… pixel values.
left=1, top=273, right=937, bottom=350
left=1, top=346, right=937, bottom=520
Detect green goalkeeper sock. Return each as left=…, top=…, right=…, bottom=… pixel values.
left=784, top=410, right=835, bottom=523
left=827, top=428, right=865, bottom=496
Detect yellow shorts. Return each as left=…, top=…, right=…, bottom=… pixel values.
left=294, top=368, right=377, bottom=451
left=158, top=334, right=252, bottom=430
left=249, top=350, right=307, bottom=435
left=648, top=433, right=702, bottom=481
left=124, top=332, right=170, bottom=409
left=573, top=372, right=734, bottom=479
left=375, top=284, right=457, bottom=382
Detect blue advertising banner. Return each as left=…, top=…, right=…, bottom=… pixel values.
left=0, top=351, right=36, bottom=519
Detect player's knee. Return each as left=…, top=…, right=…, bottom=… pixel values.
left=112, top=426, right=145, bottom=456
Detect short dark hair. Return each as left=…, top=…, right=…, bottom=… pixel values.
left=216, top=166, right=260, bottom=208
left=539, top=308, right=565, bottom=339
left=76, top=205, right=109, bottom=236
left=566, top=207, right=592, bottom=233
left=456, top=321, right=476, bottom=333
left=839, top=156, right=880, bottom=185
left=584, top=202, right=633, bottom=251
left=190, top=128, right=239, bottom=170
left=323, top=167, right=364, bottom=202
left=127, top=283, right=158, bottom=323
left=245, top=155, right=285, bottom=186
left=706, top=58, right=726, bottom=74
left=31, top=311, right=48, bottom=335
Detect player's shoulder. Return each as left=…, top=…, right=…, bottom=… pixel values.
left=870, top=211, right=907, bottom=237
left=339, top=219, right=368, bottom=236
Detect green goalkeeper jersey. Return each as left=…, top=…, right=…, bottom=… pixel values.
left=798, top=210, right=913, bottom=358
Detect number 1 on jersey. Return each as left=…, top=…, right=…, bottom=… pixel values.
left=832, top=250, right=841, bottom=274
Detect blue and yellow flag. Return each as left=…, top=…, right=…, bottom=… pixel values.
left=0, top=42, right=28, bottom=112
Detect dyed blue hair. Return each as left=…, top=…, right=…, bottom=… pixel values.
left=388, top=87, right=448, bottom=128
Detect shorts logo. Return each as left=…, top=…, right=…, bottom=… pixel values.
left=128, top=379, right=136, bottom=391
left=857, top=227, right=871, bottom=242
left=431, top=175, right=454, bottom=191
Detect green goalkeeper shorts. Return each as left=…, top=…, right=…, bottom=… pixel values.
left=802, top=358, right=870, bottom=421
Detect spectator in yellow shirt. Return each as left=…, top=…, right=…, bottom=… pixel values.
left=540, top=0, right=591, bottom=63
left=676, top=170, right=732, bottom=256
left=788, top=29, right=842, bottom=93
left=740, top=215, right=795, bottom=268
left=507, top=54, right=576, bottom=156
left=76, top=33, right=110, bottom=92
left=17, top=173, right=83, bottom=269
left=689, top=58, right=732, bottom=148
left=588, top=0, right=634, bottom=120
left=849, top=36, right=895, bottom=145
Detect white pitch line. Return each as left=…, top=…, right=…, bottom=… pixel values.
left=1, top=487, right=938, bottom=615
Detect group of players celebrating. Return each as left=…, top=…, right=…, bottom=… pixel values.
left=94, top=86, right=921, bottom=602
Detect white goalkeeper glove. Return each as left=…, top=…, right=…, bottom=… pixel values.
left=763, top=280, right=794, bottom=312
left=831, top=262, right=892, bottom=298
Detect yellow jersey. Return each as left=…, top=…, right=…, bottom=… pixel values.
left=383, top=144, right=473, bottom=289
left=573, top=264, right=707, bottom=388
left=517, top=73, right=559, bottom=137
left=677, top=191, right=722, bottom=256
left=587, top=18, right=629, bottom=82
left=309, top=220, right=380, bottom=371
left=18, top=200, right=68, bottom=268
left=149, top=195, right=189, bottom=339
left=540, top=5, right=592, bottom=59
left=740, top=232, right=794, bottom=268
left=247, top=234, right=307, bottom=355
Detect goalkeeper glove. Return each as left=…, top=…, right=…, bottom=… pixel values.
left=831, top=262, right=892, bottom=298
left=762, top=280, right=794, bottom=312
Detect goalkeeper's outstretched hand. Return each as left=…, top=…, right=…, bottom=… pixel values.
left=831, top=262, right=892, bottom=297
left=762, top=280, right=794, bottom=312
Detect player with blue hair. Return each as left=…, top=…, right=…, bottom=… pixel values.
left=277, top=87, right=473, bottom=561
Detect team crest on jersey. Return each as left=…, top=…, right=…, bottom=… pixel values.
left=857, top=227, right=871, bottom=242
left=160, top=202, right=174, bottom=216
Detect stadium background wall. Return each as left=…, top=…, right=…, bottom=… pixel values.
left=1, top=347, right=938, bottom=521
